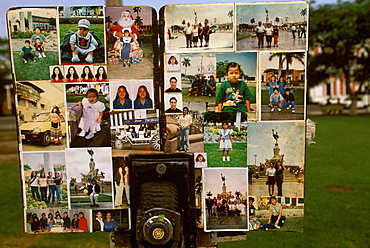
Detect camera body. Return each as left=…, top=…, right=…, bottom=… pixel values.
left=129, top=153, right=197, bottom=248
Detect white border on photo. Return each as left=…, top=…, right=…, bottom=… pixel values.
left=164, top=93, right=183, bottom=114
left=166, top=54, right=181, bottom=72
left=164, top=72, right=182, bottom=92
left=110, top=80, right=154, bottom=111
left=194, top=153, right=207, bottom=168
left=202, top=167, right=249, bottom=232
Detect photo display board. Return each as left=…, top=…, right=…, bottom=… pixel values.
left=8, top=1, right=308, bottom=241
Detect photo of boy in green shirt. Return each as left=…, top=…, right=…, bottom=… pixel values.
left=216, top=62, right=252, bottom=113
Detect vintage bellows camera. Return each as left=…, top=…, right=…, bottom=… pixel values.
left=129, top=153, right=197, bottom=248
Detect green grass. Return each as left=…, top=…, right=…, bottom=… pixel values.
left=204, top=143, right=247, bottom=167
left=261, top=88, right=304, bottom=105
left=13, top=52, right=59, bottom=81
left=237, top=33, right=253, bottom=41
left=70, top=195, right=112, bottom=202
left=1, top=116, right=369, bottom=247
left=66, top=95, right=106, bottom=103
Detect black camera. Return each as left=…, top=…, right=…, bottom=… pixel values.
left=129, top=153, right=197, bottom=248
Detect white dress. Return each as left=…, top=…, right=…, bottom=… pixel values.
left=78, top=98, right=105, bottom=134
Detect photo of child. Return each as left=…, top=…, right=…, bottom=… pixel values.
left=216, top=62, right=252, bottom=113
left=218, top=122, right=233, bottom=162
left=215, top=53, right=257, bottom=120
left=119, top=28, right=134, bottom=67
left=59, top=6, right=105, bottom=65
left=75, top=88, right=106, bottom=140
left=19, top=40, right=36, bottom=64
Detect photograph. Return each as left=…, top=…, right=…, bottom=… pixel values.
left=216, top=52, right=257, bottom=121
left=8, top=8, right=59, bottom=81
left=105, top=6, right=155, bottom=79
left=110, top=80, right=154, bottom=110
left=110, top=110, right=160, bottom=155
left=194, top=153, right=207, bottom=168
left=22, top=151, right=68, bottom=210
left=25, top=209, right=91, bottom=233
left=259, top=51, right=306, bottom=121
left=164, top=3, right=234, bottom=53
left=92, top=209, right=130, bottom=232
left=180, top=53, right=217, bottom=103
left=66, top=148, right=113, bottom=210
left=165, top=102, right=205, bottom=153
left=164, top=73, right=182, bottom=93
left=247, top=122, right=305, bottom=198
left=112, top=157, right=130, bottom=209
left=247, top=196, right=304, bottom=232
left=203, top=112, right=247, bottom=167
left=65, top=82, right=111, bottom=147
left=17, top=81, right=67, bottom=151
left=59, top=6, right=105, bottom=64
left=203, top=167, right=249, bottom=232
left=236, top=2, right=308, bottom=51
left=166, top=53, right=181, bottom=71
left=164, top=93, right=183, bottom=114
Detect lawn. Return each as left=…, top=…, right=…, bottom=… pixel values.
left=204, top=143, right=247, bottom=167
left=237, top=33, right=253, bottom=41
left=13, top=52, right=59, bottom=81
left=0, top=116, right=369, bottom=247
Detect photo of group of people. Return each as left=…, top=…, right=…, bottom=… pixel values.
left=9, top=1, right=308, bottom=236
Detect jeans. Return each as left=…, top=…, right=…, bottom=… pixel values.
left=31, top=186, right=40, bottom=200
left=180, top=128, right=190, bottom=152
left=282, top=101, right=295, bottom=109
left=48, top=185, right=56, bottom=203
left=40, top=187, right=47, bottom=202
left=90, top=193, right=99, bottom=205
left=56, top=185, right=62, bottom=202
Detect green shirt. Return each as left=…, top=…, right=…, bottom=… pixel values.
left=216, top=80, right=252, bottom=112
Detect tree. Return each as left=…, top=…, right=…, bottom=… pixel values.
left=182, top=57, right=191, bottom=78
left=268, top=52, right=305, bottom=77
left=309, top=0, right=370, bottom=115
left=300, top=8, right=307, bottom=22
left=228, top=10, right=233, bottom=24
left=133, top=7, right=141, bottom=16
left=250, top=18, right=255, bottom=25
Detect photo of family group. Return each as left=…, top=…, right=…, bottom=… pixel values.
left=202, top=168, right=249, bottom=231
left=236, top=2, right=308, bottom=51
left=22, top=151, right=68, bottom=210
left=8, top=8, right=59, bottom=81
left=164, top=3, right=234, bottom=53
left=259, top=51, right=306, bottom=121
left=26, top=209, right=91, bottom=233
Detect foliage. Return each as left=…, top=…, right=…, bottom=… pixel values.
left=216, top=60, right=246, bottom=79
left=11, top=31, right=50, bottom=39
left=308, top=0, right=370, bottom=115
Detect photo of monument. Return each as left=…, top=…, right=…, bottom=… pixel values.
left=66, top=148, right=113, bottom=209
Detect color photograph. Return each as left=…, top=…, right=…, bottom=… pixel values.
left=164, top=3, right=234, bottom=53
left=203, top=167, right=249, bottom=232
left=236, top=2, right=308, bottom=51
left=66, top=148, right=113, bottom=210
left=8, top=8, right=59, bottom=81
